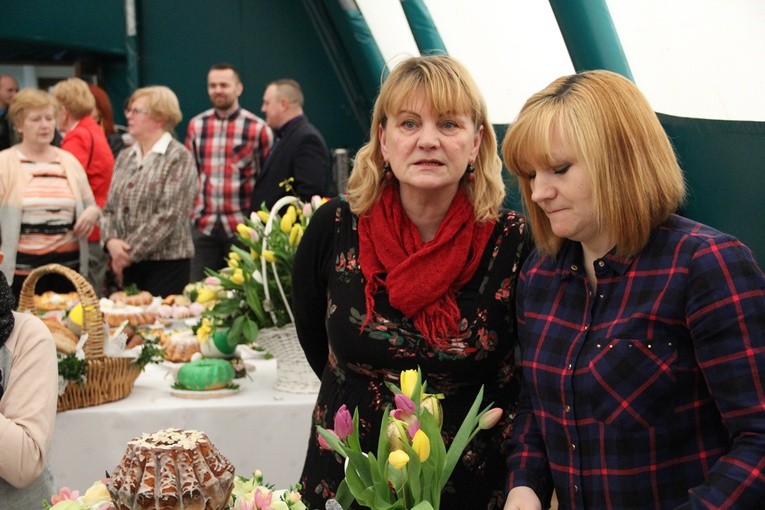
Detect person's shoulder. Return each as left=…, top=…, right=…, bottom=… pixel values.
left=7, top=311, right=54, bottom=350
left=310, top=195, right=351, bottom=224
left=657, top=214, right=744, bottom=251
left=239, top=109, right=267, bottom=124
left=188, top=108, right=215, bottom=124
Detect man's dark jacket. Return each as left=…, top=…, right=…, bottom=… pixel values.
left=250, top=115, right=331, bottom=212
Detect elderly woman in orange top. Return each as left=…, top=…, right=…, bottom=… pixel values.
left=101, top=86, right=197, bottom=297
left=51, top=77, right=114, bottom=295
left=0, top=88, right=98, bottom=301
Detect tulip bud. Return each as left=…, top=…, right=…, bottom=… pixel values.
left=420, top=395, right=443, bottom=428
left=249, top=229, right=260, bottom=243
left=311, top=195, right=324, bottom=211
left=394, top=393, right=416, bottom=416
left=318, top=429, right=335, bottom=450
left=400, top=369, right=419, bottom=399
left=203, top=276, right=220, bottom=286
left=280, top=206, right=297, bottom=233
left=250, top=211, right=263, bottom=225
left=386, top=419, right=407, bottom=452
left=236, top=223, right=251, bottom=238
left=252, top=270, right=263, bottom=284
left=411, top=429, right=431, bottom=462
left=388, top=450, right=410, bottom=470
left=263, top=250, right=276, bottom=263
left=333, top=404, right=353, bottom=440
left=406, top=418, right=420, bottom=440
left=289, top=224, right=304, bottom=246
left=230, top=269, right=244, bottom=285
left=257, top=211, right=270, bottom=224
left=478, top=407, right=503, bottom=430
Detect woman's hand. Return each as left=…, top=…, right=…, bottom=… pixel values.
left=106, top=238, right=132, bottom=283
left=73, top=205, right=101, bottom=239
left=504, top=486, right=542, bottom=510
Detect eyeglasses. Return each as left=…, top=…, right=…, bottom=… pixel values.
left=124, top=107, right=150, bottom=117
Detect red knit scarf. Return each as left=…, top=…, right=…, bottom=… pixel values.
left=358, top=186, right=495, bottom=348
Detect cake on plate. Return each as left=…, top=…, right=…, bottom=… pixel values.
left=107, top=428, right=235, bottom=510
left=160, top=329, right=201, bottom=363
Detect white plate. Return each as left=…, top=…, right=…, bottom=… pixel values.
left=170, top=387, right=241, bottom=399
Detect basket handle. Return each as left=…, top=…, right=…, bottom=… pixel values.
left=261, top=195, right=300, bottom=326
left=17, top=263, right=105, bottom=359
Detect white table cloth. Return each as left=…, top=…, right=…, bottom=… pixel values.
left=50, top=358, right=318, bottom=491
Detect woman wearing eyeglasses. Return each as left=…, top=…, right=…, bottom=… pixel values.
left=101, top=86, right=197, bottom=297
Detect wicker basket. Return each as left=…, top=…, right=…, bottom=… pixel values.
left=258, top=196, right=320, bottom=393
left=256, top=324, right=320, bottom=393
left=17, top=264, right=141, bottom=412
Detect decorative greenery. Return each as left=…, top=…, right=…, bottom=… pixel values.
left=317, top=368, right=503, bottom=510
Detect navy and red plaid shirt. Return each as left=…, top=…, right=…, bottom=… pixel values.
left=507, top=214, right=765, bottom=509
left=186, top=107, right=273, bottom=237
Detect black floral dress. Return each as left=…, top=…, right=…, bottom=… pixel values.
left=292, top=196, right=532, bottom=510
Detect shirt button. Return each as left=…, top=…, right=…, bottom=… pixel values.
left=570, top=264, right=578, bottom=271
left=565, top=405, right=571, bottom=412
left=568, top=363, right=573, bottom=370
left=597, top=260, right=605, bottom=267
left=571, top=444, right=576, bottom=451
left=574, top=484, right=579, bottom=493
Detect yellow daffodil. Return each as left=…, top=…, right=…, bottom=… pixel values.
left=411, top=429, right=431, bottom=462
left=388, top=449, right=409, bottom=470
left=280, top=205, right=297, bottom=233
left=289, top=224, right=304, bottom=246
left=400, top=369, right=419, bottom=399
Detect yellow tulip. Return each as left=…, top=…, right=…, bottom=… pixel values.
left=236, top=223, right=252, bottom=238
left=263, top=250, right=276, bottom=263
left=230, top=269, right=244, bottom=285
left=400, top=369, right=419, bottom=399
left=250, top=248, right=259, bottom=260
left=257, top=211, right=270, bottom=224
left=280, top=206, right=297, bottom=233
left=195, top=288, right=219, bottom=304
left=289, top=224, right=304, bottom=246
left=411, top=429, right=430, bottom=462
left=388, top=449, right=409, bottom=470
left=228, top=251, right=241, bottom=261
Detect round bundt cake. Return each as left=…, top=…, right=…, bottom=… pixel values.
left=107, top=428, right=235, bottom=510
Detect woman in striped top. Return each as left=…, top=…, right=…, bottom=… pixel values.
left=0, top=88, right=98, bottom=301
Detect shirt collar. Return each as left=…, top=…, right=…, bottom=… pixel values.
left=557, top=240, right=632, bottom=279
left=131, top=131, right=173, bottom=159
left=275, top=114, right=304, bottom=138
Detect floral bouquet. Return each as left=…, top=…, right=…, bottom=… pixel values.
left=44, top=480, right=115, bottom=509
left=229, top=470, right=308, bottom=510
left=202, top=186, right=327, bottom=346
left=317, top=368, right=502, bottom=510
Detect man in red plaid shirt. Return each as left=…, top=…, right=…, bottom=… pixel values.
left=186, top=63, right=273, bottom=281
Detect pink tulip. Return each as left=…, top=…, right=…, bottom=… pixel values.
left=334, top=404, right=353, bottom=440
left=479, top=408, right=503, bottom=430
left=394, top=393, right=416, bottom=415
left=318, top=429, right=335, bottom=450
left=254, top=488, right=273, bottom=509
left=51, top=487, right=80, bottom=503
left=407, top=418, right=420, bottom=439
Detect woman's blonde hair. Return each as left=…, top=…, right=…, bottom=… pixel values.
left=8, top=88, right=58, bottom=129
left=129, top=85, right=182, bottom=131
left=346, top=55, right=504, bottom=222
left=502, top=70, right=686, bottom=257
left=50, top=77, right=95, bottom=119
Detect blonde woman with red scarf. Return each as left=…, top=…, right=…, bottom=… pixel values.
left=292, top=55, right=533, bottom=510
